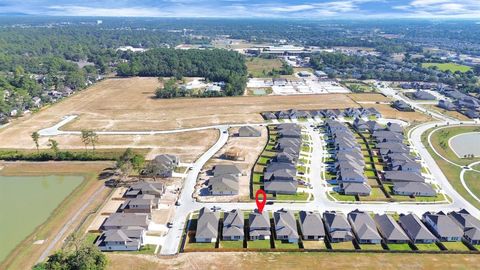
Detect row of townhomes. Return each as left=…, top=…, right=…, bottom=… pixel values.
left=264, top=124, right=301, bottom=195
left=326, top=119, right=371, bottom=196
left=261, top=107, right=382, bottom=121
left=438, top=89, right=480, bottom=119
left=363, top=121, right=437, bottom=197
left=207, top=164, right=243, bottom=195
left=95, top=182, right=165, bottom=251
left=194, top=208, right=480, bottom=247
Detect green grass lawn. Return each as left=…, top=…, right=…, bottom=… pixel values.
left=365, top=170, right=376, bottom=178
left=361, top=188, right=387, bottom=201
left=442, top=241, right=470, bottom=251
left=132, top=244, right=157, bottom=254
left=276, top=192, right=309, bottom=201
left=422, top=127, right=480, bottom=210
left=83, top=232, right=99, bottom=245
left=246, top=57, right=284, bottom=77
left=329, top=192, right=357, bottom=202
left=258, top=156, right=271, bottom=165
left=330, top=241, right=356, bottom=250
left=387, top=243, right=412, bottom=251
left=274, top=240, right=300, bottom=249
left=430, top=126, right=480, bottom=166
left=415, top=243, right=440, bottom=251
left=359, top=244, right=384, bottom=250
left=252, top=173, right=263, bottom=184
left=344, top=82, right=375, bottom=93
left=464, top=171, right=480, bottom=203
left=220, top=240, right=245, bottom=249
left=247, top=240, right=272, bottom=249
left=422, top=62, right=472, bottom=73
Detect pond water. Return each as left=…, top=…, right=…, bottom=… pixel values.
left=449, top=132, right=480, bottom=158
left=0, top=175, right=83, bottom=262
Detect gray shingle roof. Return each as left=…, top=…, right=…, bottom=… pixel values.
left=274, top=209, right=299, bottom=239
left=223, top=209, right=244, bottom=238
left=324, top=212, right=351, bottom=232
left=299, top=211, right=325, bottom=237
left=399, top=214, right=437, bottom=242
left=212, top=164, right=242, bottom=176
left=196, top=207, right=220, bottom=239
left=102, top=213, right=150, bottom=229
left=374, top=214, right=409, bottom=242
left=423, top=212, right=463, bottom=238
left=348, top=210, right=381, bottom=241
left=384, top=171, right=425, bottom=182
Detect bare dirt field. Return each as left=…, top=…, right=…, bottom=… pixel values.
left=347, top=93, right=391, bottom=102
left=0, top=77, right=425, bottom=156
left=107, top=252, right=480, bottom=270
left=0, top=161, right=112, bottom=270
left=367, top=104, right=432, bottom=122
left=196, top=126, right=268, bottom=201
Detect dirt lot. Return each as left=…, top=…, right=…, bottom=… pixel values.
left=0, top=161, right=112, bottom=270
left=0, top=77, right=426, bottom=157
left=347, top=93, right=391, bottom=102
left=107, top=252, right=480, bottom=270
left=196, top=126, right=267, bottom=202
left=367, top=104, right=432, bottom=122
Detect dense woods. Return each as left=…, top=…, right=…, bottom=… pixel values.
left=117, top=48, right=248, bottom=96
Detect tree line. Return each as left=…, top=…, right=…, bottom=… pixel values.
left=117, top=48, right=248, bottom=97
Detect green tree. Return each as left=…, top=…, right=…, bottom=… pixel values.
left=34, top=244, right=107, bottom=270
left=31, top=131, right=40, bottom=153
left=48, top=139, right=59, bottom=157
left=81, top=130, right=90, bottom=151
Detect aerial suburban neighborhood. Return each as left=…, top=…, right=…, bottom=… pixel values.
left=1, top=4, right=480, bottom=270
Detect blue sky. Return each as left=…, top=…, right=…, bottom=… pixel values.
left=1, top=0, right=479, bottom=18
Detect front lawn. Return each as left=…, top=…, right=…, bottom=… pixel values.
left=276, top=192, right=309, bottom=201
left=133, top=244, right=157, bottom=254
left=329, top=192, right=356, bottom=202
left=274, top=240, right=300, bottom=249
left=247, top=240, right=272, bottom=249
left=415, top=243, right=440, bottom=251
left=220, top=240, right=245, bottom=249
left=330, top=241, right=356, bottom=250
left=302, top=240, right=326, bottom=249
left=442, top=241, right=470, bottom=251
left=387, top=243, right=412, bottom=251
left=359, top=244, right=384, bottom=250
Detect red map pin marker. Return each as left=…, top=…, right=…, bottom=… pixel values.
left=255, top=189, right=267, bottom=214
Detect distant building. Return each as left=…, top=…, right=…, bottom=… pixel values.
left=412, top=90, right=436, bottom=100
left=238, top=126, right=261, bottom=137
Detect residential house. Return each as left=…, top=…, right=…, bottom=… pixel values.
left=438, top=100, right=456, bottom=111
left=142, top=154, right=179, bottom=178
left=465, top=109, right=480, bottom=119
left=448, top=209, right=480, bottom=245
left=274, top=209, right=299, bottom=243
left=208, top=174, right=239, bottom=195
left=299, top=211, right=325, bottom=240
left=383, top=171, right=425, bottom=183
left=195, top=207, right=220, bottom=243
left=261, top=112, right=277, bottom=120
left=392, top=100, right=413, bottom=112
left=412, top=90, right=436, bottom=100
left=423, top=212, right=463, bottom=242
left=249, top=211, right=271, bottom=240
left=119, top=196, right=158, bottom=214
left=212, top=164, right=242, bottom=177
left=102, top=213, right=151, bottom=230
left=393, top=182, right=436, bottom=197
left=124, top=182, right=165, bottom=198
left=386, top=122, right=403, bottom=134
left=223, top=209, right=244, bottom=241
left=323, top=211, right=354, bottom=242
left=374, top=214, right=410, bottom=244
left=348, top=210, right=382, bottom=244
left=342, top=182, right=371, bottom=196
left=96, top=227, right=145, bottom=251
left=399, top=214, right=437, bottom=244
left=238, top=126, right=261, bottom=137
